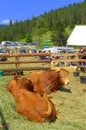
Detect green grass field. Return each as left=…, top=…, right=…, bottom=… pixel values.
left=0, top=66, right=86, bottom=130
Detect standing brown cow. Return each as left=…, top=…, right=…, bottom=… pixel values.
left=28, top=68, right=69, bottom=95
left=7, top=76, right=58, bottom=122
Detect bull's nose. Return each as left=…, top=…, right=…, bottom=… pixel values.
left=65, top=81, right=70, bottom=85
left=67, top=81, right=70, bottom=84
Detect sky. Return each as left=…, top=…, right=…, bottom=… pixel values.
left=0, top=0, right=84, bottom=25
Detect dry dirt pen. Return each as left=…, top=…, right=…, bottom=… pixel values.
left=0, top=66, right=86, bottom=130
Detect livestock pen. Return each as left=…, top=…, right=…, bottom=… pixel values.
left=0, top=52, right=86, bottom=130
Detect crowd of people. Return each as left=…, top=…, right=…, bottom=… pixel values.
left=78, top=47, right=86, bottom=66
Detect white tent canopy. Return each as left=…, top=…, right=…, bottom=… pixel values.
left=67, top=25, right=86, bottom=46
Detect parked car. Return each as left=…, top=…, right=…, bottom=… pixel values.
left=67, top=48, right=77, bottom=53
left=1, top=41, right=12, bottom=46
left=11, top=42, right=18, bottom=46
left=42, top=47, right=61, bottom=54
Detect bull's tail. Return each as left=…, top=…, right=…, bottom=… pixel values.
left=43, top=95, right=52, bottom=116
left=43, top=94, right=58, bottom=121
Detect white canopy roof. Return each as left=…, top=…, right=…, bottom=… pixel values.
left=67, top=25, right=86, bottom=46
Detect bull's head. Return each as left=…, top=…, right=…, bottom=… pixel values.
left=56, top=68, right=70, bottom=85
left=16, top=77, right=34, bottom=92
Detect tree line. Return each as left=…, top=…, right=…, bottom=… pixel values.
left=0, top=1, right=86, bottom=46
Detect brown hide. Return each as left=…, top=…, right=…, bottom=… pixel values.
left=28, top=68, right=69, bottom=95
left=7, top=75, right=34, bottom=92
left=7, top=80, right=58, bottom=122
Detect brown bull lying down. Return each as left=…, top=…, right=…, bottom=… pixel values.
left=7, top=75, right=34, bottom=92
left=7, top=76, right=58, bottom=122
left=28, top=68, right=69, bottom=95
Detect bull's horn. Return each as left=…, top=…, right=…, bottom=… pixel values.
left=27, top=78, right=31, bottom=80
left=56, top=68, right=60, bottom=72
left=27, top=78, right=33, bottom=82
left=17, top=77, right=21, bottom=80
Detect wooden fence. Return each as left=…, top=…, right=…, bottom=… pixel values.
left=51, top=53, right=86, bottom=72
left=0, top=53, right=51, bottom=73
left=0, top=52, right=86, bottom=73
left=52, top=53, right=86, bottom=64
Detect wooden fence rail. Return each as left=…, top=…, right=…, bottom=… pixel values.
left=0, top=52, right=86, bottom=73
left=0, top=60, right=50, bottom=64
left=0, top=53, right=51, bottom=73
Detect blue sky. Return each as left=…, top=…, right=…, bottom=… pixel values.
left=0, top=0, right=84, bottom=25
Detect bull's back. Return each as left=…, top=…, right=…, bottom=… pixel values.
left=28, top=70, right=57, bottom=83
left=16, top=90, right=57, bottom=122
left=28, top=70, right=58, bottom=94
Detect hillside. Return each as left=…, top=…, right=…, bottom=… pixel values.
left=0, top=25, right=8, bottom=28
left=0, top=1, right=86, bottom=46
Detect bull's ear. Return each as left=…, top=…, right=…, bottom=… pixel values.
left=13, top=75, right=21, bottom=80
left=56, top=70, right=60, bottom=78
left=56, top=70, right=60, bottom=73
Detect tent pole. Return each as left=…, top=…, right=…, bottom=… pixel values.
left=66, top=44, right=68, bottom=66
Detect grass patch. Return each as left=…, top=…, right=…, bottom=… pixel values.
left=0, top=67, right=86, bottom=130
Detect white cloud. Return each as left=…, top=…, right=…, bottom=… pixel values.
left=1, top=19, right=10, bottom=25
